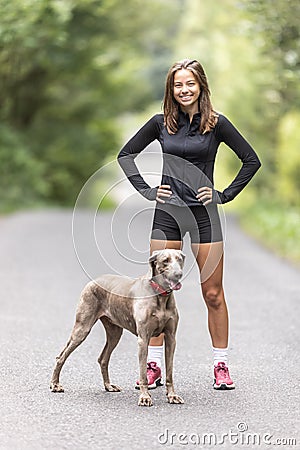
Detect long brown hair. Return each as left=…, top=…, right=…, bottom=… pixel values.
left=163, top=59, right=218, bottom=134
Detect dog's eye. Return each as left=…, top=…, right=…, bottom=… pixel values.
left=162, top=257, right=170, bottom=265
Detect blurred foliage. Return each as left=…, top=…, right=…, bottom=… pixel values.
left=241, top=0, right=300, bottom=206
left=0, top=0, right=179, bottom=209
left=276, top=111, right=300, bottom=206
left=0, top=124, right=47, bottom=211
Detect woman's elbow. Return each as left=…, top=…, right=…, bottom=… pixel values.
left=256, top=157, right=262, bottom=171
left=117, top=150, right=127, bottom=167
left=117, top=150, right=124, bottom=161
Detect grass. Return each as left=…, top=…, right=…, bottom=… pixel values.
left=233, top=194, right=300, bottom=266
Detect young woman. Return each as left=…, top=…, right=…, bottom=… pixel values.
left=118, top=59, right=261, bottom=390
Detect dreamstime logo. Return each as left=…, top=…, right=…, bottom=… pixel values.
left=157, top=422, right=297, bottom=446
left=72, top=153, right=227, bottom=295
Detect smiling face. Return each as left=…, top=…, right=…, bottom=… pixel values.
left=173, top=68, right=201, bottom=115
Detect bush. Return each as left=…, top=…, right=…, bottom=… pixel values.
left=0, top=125, right=48, bottom=211
left=275, top=111, right=300, bottom=207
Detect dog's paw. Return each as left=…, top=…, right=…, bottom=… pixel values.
left=50, top=382, right=64, bottom=393
left=138, top=393, right=153, bottom=407
left=167, top=394, right=184, bottom=404
left=105, top=383, right=122, bottom=392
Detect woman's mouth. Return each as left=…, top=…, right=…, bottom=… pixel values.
left=180, top=95, right=193, bottom=101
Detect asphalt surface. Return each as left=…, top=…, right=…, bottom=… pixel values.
left=0, top=207, right=299, bottom=450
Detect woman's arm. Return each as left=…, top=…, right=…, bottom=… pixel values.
left=117, top=115, right=162, bottom=200
left=214, top=115, right=262, bottom=204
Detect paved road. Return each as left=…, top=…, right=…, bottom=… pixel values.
left=0, top=207, right=299, bottom=450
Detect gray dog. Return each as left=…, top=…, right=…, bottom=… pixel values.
left=50, top=249, right=185, bottom=406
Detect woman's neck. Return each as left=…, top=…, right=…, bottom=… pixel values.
left=180, top=105, right=200, bottom=122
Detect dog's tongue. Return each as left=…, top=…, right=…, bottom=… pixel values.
left=170, top=281, right=182, bottom=291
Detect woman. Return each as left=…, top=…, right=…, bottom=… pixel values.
left=118, top=59, right=261, bottom=390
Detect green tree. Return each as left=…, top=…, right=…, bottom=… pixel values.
left=0, top=0, right=180, bottom=208
left=241, top=0, right=300, bottom=204
left=276, top=111, right=300, bottom=206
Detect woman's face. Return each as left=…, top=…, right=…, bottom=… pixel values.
left=173, top=69, right=201, bottom=113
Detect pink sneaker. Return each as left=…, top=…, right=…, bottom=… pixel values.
left=213, top=362, right=235, bottom=390
left=135, top=361, right=163, bottom=389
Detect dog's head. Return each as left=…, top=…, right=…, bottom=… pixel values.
left=149, top=249, right=185, bottom=291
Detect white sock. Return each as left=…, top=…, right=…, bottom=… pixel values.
left=147, top=345, right=164, bottom=368
left=213, top=346, right=228, bottom=366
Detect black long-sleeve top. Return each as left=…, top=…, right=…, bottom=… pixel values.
left=117, top=111, right=261, bottom=206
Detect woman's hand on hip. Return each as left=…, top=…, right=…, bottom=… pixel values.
left=196, top=186, right=213, bottom=205
left=156, top=185, right=172, bottom=203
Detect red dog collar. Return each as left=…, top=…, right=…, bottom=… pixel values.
left=149, top=279, right=172, bottom=297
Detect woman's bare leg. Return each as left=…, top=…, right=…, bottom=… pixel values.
left=191, top=241, right=228, bottom=348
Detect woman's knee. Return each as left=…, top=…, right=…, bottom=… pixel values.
left=202, top=286, right=224, bottom=309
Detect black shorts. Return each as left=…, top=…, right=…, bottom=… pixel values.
left=151, top=203, right=223, bottom=244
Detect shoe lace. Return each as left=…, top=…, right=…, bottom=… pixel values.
left=216, top=363, right=227, bottom=373
left=147, top=361, right=158, bottom=372
left=216, top=363, right=230, bottom=379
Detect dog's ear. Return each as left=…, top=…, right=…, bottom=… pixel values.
left=179, top=251, right=186, bottom=262
left=149, top=251, right=160, bottom=277
left=149, top=250, right=160, bottom=264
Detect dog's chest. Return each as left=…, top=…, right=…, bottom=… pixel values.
left=140, top=298, right=177, bottom=327
left=107, top=309, right=138, bottom=335
left=151, top=305, right=178, bottom=337
left=151, top=306, right=174, bottom=322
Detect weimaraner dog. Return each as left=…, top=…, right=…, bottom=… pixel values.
left=50, top=249, right=185, bottom=406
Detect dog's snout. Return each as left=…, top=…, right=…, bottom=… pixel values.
left=168, top=258, right=183, bottom=280
left=173, top=268, right=183, bottom=280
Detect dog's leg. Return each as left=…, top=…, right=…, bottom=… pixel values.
left=164, top=326, right=184, bottom=404
left=50, top=305, right=97, bottom=392
left=98, top=316, right=123, bottom=392
left=137, top=333, right=153, bottom=406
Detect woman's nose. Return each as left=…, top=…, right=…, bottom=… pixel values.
left=181, top=85, right=189, bottom=93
